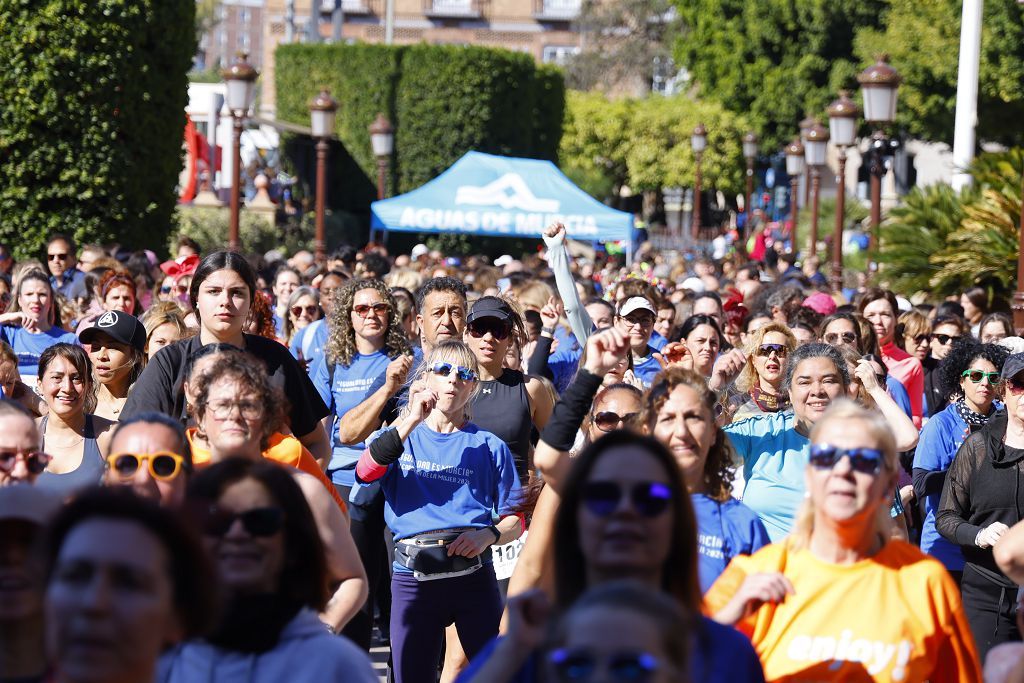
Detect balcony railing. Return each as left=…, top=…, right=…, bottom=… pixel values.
left=533, top=0, right=580, bottom=20
left=424, top=0, right=480, bottom=18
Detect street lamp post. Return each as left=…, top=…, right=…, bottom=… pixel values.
left=785, top=138, right=805, bottom=243
left=690, top=124, right=707, bottom=241
left=221, top=53, right=258, bottom=251
left=369, top=113, right=394, bottom=201
left=309, top=89, right=339, bottom=265
left=742, top=131, right=758, bottom=240
left=827, top=90, right=860, bottom=293
left=858, top=55, right=901, bottom=254
left=799, top=115, right=815, bottom=206
left=803, top=120, right=829, bottom=259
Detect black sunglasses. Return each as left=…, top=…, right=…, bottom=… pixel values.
left=0, top=450, right=51, bottom=474
left=756, top=343, right=788, bottom=358
left=592, top=411, right=640, bottom=432
left=933, top=333, right=961, bottom=345
left=549, top=648, right=659, bottom=683
left=468, top=318, right=512, bottom=341
left=581, top=481, right=672, bottom=518
left=202, top=506, right=285, bottom=537
left=809, top=444, right=884, bottom=475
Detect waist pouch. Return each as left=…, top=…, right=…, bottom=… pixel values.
left=395, top=530, right=491, bottom=582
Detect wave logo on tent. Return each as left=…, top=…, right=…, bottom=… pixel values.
left=454, top=174, right=560, bottom=213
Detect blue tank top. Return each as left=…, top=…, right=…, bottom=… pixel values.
left=36, top=414, right=104, bottom=496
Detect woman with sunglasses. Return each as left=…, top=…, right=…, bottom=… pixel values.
left=914, top=340, right=1008, bottom=586
left=282, top=286, right=320, bottom=347
left=583, top=383, right=643, bottom=451
left=730, top=322, right=797, bottom=421
left=819, top=312, right=862, bottom=351
left=936, top=352, right=1024, bottom=660
left=34, top=344, right=115, bottom=496
left=354, top=341, right=522, bottom=683
left=708, top=401, right=979, bottom=681
left=122, top=251, right=331, bottom=465
left=161, top=459, right=377, bottom=683
left=0, top=269, right=77, bottom=385
left=103, top=412, right=192, bottom=507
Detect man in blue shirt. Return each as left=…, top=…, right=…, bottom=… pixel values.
left=45, top=234, right=87, bottom=301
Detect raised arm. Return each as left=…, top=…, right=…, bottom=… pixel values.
left=855, top=359, right=919, bottom=451
left=542, top=222, right=592, bottom=345
left=337, top=354, right=413, bottom=445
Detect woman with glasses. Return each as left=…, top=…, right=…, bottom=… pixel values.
left=730, top=322, right=797, bottom=421
left=103, top=412, right=192, bottom=507
left=582, top=383, right=643, bottom=451
left=614, top=296, right=663, bottom=387
left=0, top=270, right=77, bottom=385
left=979, top=312, right=1014, bottom=345
left=707, top=401, right=979, bottom=682
left=282, top=286, right=320, bottom=348
left=819, top=312, right=862, bottom=351
left=160, top=459, right=377, bottom=683
left=937, top=352, right=1024, bottom=659
left=34, top=344, right=114, bottom=496
left=0, top=400, right=49, bottom=486
left=354, top=341, right=522, bottom=683
left=914, top=340, right=1008, bottom=589
left=466, top=296, right=553, bottom=482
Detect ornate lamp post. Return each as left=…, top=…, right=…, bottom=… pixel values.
left=799, top=115, right=816, bottom=205
left=784, top=138, right=805, bottom=241
left=858, top=55, right=901, bottom=253
left=309, top=89, right=339, bottom=264
left=742, top=131, right=758, bottom=239
left=803, top=120, right=829, bottom=259
left=827, top=90, right=860, bottom=293
left=690, top=123, right=707, bottom=241
left=369, top=113, right=394, bottom=201
left=221, top=53, right=259, bottom=251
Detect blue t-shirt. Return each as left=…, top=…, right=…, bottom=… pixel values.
left=0, top=325, right=78, bottom=381
left=886, top=375, right=912, bottom=419
left=692, top=493, right=771, bottom=594
left=649, top=329, right=668, bottom=351
left=546, top=345, right=583, bottom=394
left=363, top=422, right=521, bottom=547
left=272, top=312, right=286, bottom=340
left=724, top=410, right=809, bottom=542
left=632, top=345, right=662, bottom=387
left=913, top=403, right=973, bottom=571
left=290, top=318, right=329, bottom=370
left=311, top=350, right=391, bottom=487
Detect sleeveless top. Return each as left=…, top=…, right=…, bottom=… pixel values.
left=36, top=414, right=105, bottom=495
left=470, top=369, right=533, bottom=480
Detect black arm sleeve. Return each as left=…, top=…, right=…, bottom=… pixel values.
left=935, top=436, right=984, bottom=547
left=526, top=335, right=555, bottom=383
left=539, top=369, right=604, bottom=452
left=368, top=428, right=405, bottom=466
left=912, top=467, right=948, bottom=501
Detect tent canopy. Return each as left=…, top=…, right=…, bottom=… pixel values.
left=371, top=151, right=633, bottom=243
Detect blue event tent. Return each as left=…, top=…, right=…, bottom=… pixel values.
left=371, top=151, right=634, bottom=247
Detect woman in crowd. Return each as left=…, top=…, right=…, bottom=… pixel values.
left=859, top=288, right=924, bottom=427
left=724, top=342, right=849, bottom=542
left=245, top=290, right=279, bottom=341
left=283, top=286, right=320, bottom=348
left=819, top=312, right=862, bottom=352
left=645, top=367, right=769, bottom=592
left=45, top=488, right=217, bottom=683
left=103, top=412, right=193, bottom=508
left=140, top=302, right=189, bottom=360
left=676, top=313, right=722, bottom=379
left=937, top=353, right=1024, bottom=660
left=915, top=340, right=1008, bottom=587
left=961, top=287, right=988, bottom=337
left=122, top=250, right=331, bottom=464
left=354, top=341, right=523, bottom=683
left=0, top=270, right=77, bottom=383
left=34, top=344, right=115, bottom=496
left=0, top=342, right=45, bottom=415
left=74, top=269, right=141, bottom=333
left=707, top=401, right=979, bottom=681
left=580, top=382, right=643, bottom=453
left=80, top=310, right=147, bottom=421
left=980, top=313, right=1014, bottom=345
left=731, top=322, right=797, bottom=420
left=160, top=459, right=377, bottom=682
left=899, top=310, right=932, bottom=364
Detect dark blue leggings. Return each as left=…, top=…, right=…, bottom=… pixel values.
left=390, top=566, right=502, bottom=683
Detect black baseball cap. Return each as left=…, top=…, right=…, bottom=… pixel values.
left=467, top=297, right=513, bottom=325
left=1002, top=353, right=1024, bottom=381
left=80, top=310, right=146, bottom=352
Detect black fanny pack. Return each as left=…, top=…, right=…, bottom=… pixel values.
left=395, top=530, right=490, bottom=581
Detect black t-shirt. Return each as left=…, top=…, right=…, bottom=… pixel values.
left=122, top=333, right=328, bottom=437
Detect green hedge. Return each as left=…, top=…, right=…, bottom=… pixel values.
left=275, top=42, right=564, bottom=200
left=0, top=0, right=196, bottom=258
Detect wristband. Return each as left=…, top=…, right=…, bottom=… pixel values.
left=542, top=326, right=556, bottom=335
left=369, top=428, right=404, bottom=466
left=540, top=369, right=604, bottom=451
left=486, top=525, right=501, bottom=544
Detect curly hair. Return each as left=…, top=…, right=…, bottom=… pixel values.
left=642, top=366, right=737, bottom=503
left=937, top=338, right=1009, bottom=401
left=248, top=291, right=278, bottom=341
left=326, top=278, right=410, bottom=368
left=190, top=350, right=286, bottom=450
left=735, top=322, right=798, bottom=393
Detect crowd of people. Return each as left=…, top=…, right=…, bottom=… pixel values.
left=4, top=223, right=1024, bottom=682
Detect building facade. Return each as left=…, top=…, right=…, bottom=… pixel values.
left=197, top=0, right=266, bottom=71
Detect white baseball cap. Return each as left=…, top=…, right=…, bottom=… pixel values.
left=494, top=254, right=514, bottom=268
left=410, top=244, right=429, bottom=260
left=681, top=277, right=706, bottom=293
left=618, top=296, right=656, bottom=317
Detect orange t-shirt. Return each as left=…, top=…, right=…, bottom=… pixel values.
left=187, top=429, right=347, bottom=513
left=704, top=540, right=980, bottom=683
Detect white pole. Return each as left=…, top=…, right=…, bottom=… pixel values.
left=951, top=0, right=983, bottom=191
left=385, top=0, right=395, bottom=45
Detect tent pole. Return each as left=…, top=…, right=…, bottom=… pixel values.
left=626, top=238, right=633, bottom=267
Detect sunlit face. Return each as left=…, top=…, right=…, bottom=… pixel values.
left=586, top=303, right=614, bottom=331
left=960, top=294, right=980, bottom=321
left=46, top=240, right=74, bottom=277
left=195, top=269, right=250, bottom=340
left=692, top=298, right=723, bottom=328
left=46, top=519, right=180, bottom=683
left=862, top=298, right=896, bottom=345
left=740, top=315, right=771, bottom=348
left=981, top=321, right=1009, bottom=345
left=551, top=606, right=676, bottom=683
left=654, top=308, right=676, bottom=341
left=40, top=356, right=88, bottom=419
left=104, top=285, right=135, bottom=314
left=587, top=389, right=642, bottom=443
left=417, top=290, right=466, bottom=350
left=806, top=418, right=895, bottom=529
left=204, top=478, right=285, bottom=596
left=318, top=275, right=344, bottom=317
left=465, top=316, right=513, bottom=368
left=105, top=423, right=187, bottom=508
left=685, top=324, right=719, bottom=377
left=0, top=360, right=18, bottom=399
left=789, top=357, right=845, bottom=425
left=959, top=357, right=999, bottom=415
left=791, top=326, right=815, bottom=346
left=930, top=323, right=962, bottom=361
left=198, top=377, right=264, bottom=461
left=650, top=384, right=715, bottom=491
left=903, top=329, right=930, bottom=361
left=753, top=331, right=789, bottom=386
left=87, top=332, right=133, bottom=386
left=0, top=414, right=43, bottom=487
left=425, top=357, right=476, bottom=416
left=350, top=288, right=389, bottom=345
left=18, top=279, right=51, bottom=323
left=289, top=294, right=319, bottom=331
left=146, top=322, right=181, bottom=361
left=616, top=311, right=655, bottom=353
left=273, top=271, right=300, bottom=304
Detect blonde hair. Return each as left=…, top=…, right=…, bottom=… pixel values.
left=897, top=310, right=930, bottom=352
left=400, top=341, right=480, bottom=421
left=789, top=399, right=898, bottom=550
left=509, top=279, right=553, bottom=312
left=735, top=322, right=798, bottom=393
left=386, top=268, right=424, bottom=293
left=141, top=302, right=189, bottom=347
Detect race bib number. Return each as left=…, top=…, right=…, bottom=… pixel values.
left=492, top=531, right=527, bottom=581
